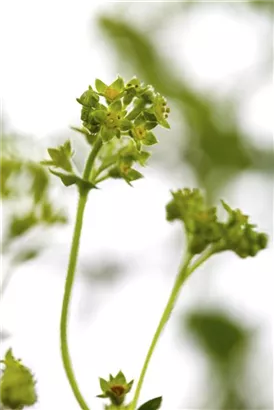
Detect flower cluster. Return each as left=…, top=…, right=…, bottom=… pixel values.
left=166, top=188, right=268, bottom=257
left=77, top=76, right=170, bottom=144
left=42, top=77, right=170, bottom=190
left=0, top=349, right=37, bottom=409
left=97, top=371, right=134, bottom=406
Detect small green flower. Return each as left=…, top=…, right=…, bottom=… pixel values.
left=95, top=77, right=125, bottom=103
left=129, top=113, right=158, bottom=148
left=91, top=100, right=132, bottom=142
left=148, top=94, right=170, bottom=129
left=106, top=140, right=150, bottom=185
left=123, top=78, right=154, bottom=106
left=219, top=201, right=268, bottom=258
left=0, top=349, right=37, bottom=409
left=76, top=86, right=99, bottom=108
left=123, top=78, right=141, bottom=105
left=97, top=371, right=134, bottom=406
left=166, top=188, right=268, bottom=257
left=166, top=189, right=222, bottom=254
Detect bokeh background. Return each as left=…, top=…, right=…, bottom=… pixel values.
left=1, top=1, right=273, bottom=409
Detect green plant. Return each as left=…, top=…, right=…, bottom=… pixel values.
left=0, top=77, right=267, bottom=410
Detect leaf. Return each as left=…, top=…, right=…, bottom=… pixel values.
left=138, top=151, right=151, bottom=166
left=101, top=126, right=115, bottom=142
left=126, top=168, right=143, bottom=182
left=142, top=132, right=158, bottom=146
left=110, top=76, right=124, bottom=91
left=109, top=100, right=122, bottom=112
left=137, top=396, right=162, bottom=410
left=49, top=169, right=96, bottom=191
left=77, top=87, right=99, bottom=107
left=13, top=248, right=40, bottom=264
left=95, top=78, right=107, bottom=93
left=30, top=165, right=49, bottom=203
left=143, top=111, right=157, bottom=122
left=9, top=213, right=37, bottom=239
left=120, top=119, right=132, bottom=131
left=49, top=169, right=79, bottom=186
left=70, top=126, right=97, bottom=145
left=91, top=110, right=107, bottom=123
left=115, top=371, right=126, bottom=384
left=46, top=140, right=73, bottom=172
left=99, top=377, right=109, bottom=392
left=158, top=118, right=170, bottom=129
left=134, top=113, right=146, bottom=126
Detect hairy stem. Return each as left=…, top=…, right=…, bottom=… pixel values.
left=60, top=137, right=102, bottom=410
left=130, top=252, right=193, bottom=410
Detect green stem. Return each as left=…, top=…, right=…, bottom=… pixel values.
left=130, top=252, right=193, bottom=410
left=83, top=137, right=103, bottom=181
left=60, top=193, right=89, bottom=410
left=186, top=246, right=215, bottom=277
left=60, top=137, right=102, bottom=410
left=94, top=174, right=109, bottom=185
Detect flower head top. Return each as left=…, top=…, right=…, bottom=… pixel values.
left=42, top=77, right=170, bottom=191
left=77, top=76, right=170, bottom=144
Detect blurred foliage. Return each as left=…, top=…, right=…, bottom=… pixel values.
left=1, top=132, right=67, bottom=338
left=80, top=260, right=125, bottom=284
left=185, top=310, right=249, bottom=365
left=96, top=6, right=273, bottom=200
left=177, top=0, right=274, bottom=14
left=182, top=308, right=271, bottom=409
left=0, top=349, right=37, bottom=409
left=1, top=134, right=67, bottom=247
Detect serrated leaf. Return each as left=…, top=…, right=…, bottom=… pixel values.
left=137, top=396, right=162, bottom=410
left=46, top=141, right=73, bottom=172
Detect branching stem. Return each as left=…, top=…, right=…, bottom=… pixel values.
left=60, top=136, right=102, bottom=410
